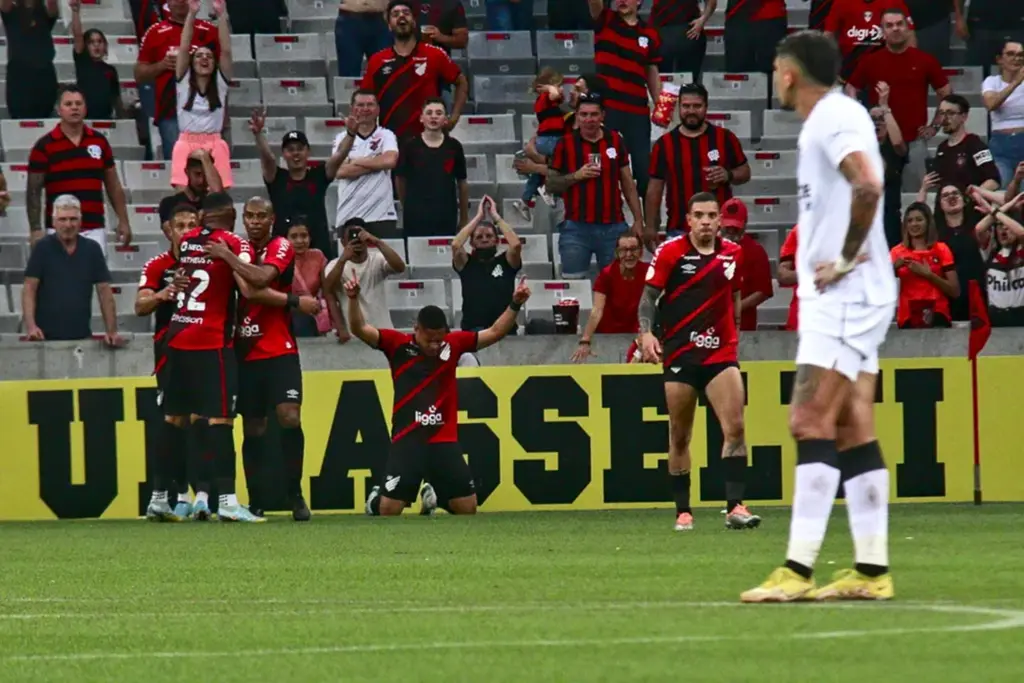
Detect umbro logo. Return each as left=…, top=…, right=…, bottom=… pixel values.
left=286, top=389, right=299, bottom=400
left=670, top=367, right=681, bottom=374
left=680, top=263, right=697, bottom=274
left=385, top=475, right=401, bottom=492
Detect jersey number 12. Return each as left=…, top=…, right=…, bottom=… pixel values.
left=176, top=270, right=210, bottom=312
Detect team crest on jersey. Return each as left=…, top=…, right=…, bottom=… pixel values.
left=864, top=11, right=872, bottom=21
left=638, top=36, right=649, bottom=49
left=707, top=149, right=720, bottom=163
left=87, top=144, right=102, bottom=159
left=723, top=261, right=737, bottom=280
left=606, top=147, right=617, bottom=160
left=415, top=62, right=427, bottom=76
left=439, top=342, right=451, bottom=361
left=370, top=137, right=381, bottom=151
left=491, top=264, right=504, bottom=277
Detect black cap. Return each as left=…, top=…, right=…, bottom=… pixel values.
left=281, top=130, right=309, bottom=148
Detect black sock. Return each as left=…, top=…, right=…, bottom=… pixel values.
left=242, top=433, right=265, bottom=507
left=723, top=455, right=747, bottom=512
left=369, top=493, right=381, bottom=516
left=785, top=560, right=814, bottom=579
left=192, top=419, right=211, bottom=494
left=280, top=425, right=305, bottom=499
left=855, top=563, right=888, bottom=578
left=209, top=423, right=236, bottom=496
left=669, top=471, right=691, bottom=515
left=154, top=420, right=184, bottom=492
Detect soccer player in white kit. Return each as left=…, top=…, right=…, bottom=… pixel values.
left=741, top=31, right=898, bottom=603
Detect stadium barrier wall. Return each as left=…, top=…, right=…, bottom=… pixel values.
left=2, top=330, right=1023, bottom=520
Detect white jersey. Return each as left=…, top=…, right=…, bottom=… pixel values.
left=333, top=126, right=399, bottom=225
left=795, top=90, right=897, bottom=307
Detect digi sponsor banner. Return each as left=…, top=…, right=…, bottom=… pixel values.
left=1, top=358, right=1017, bottom=521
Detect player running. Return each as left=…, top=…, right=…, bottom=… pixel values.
left=638, top=192, right=761, bottom=532
left=204, top=197, right=321, bottom=521
left=346, top=273, right=530, bottom=517
left=741, top=31, right=897, bottom=603
left=138, top=203, right=194, bottom=521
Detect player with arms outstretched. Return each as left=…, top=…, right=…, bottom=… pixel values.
left=346, top=274, right=530, bottom=517
left=204, top=197, right=321, bottom=522
left=742, top=31, right=897, bottom=603
left=138, top=203, right=194, bottom=521
left=637, top=192, right=761, bottom=532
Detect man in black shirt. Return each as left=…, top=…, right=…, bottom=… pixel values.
left=395, top=98, right=469, bottom=237
left=157, top=150, right=222, bottom=226
left=452, top=196, right=522, bottom=331
left=0, top=0, right=59, bottom=118
left=252, top=110, right=348, bottom=259
left=966, top=0, right=1024, bottom=71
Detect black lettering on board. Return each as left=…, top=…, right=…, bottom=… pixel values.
left=134, top=386, right=163, bottom=517
left=894, top=368, right=945, bottom=497
left=511, top=376, right=591, bottom=505
left=28, top=389, right=122, bottom=519
left=457, top=377, right=501, bottom=505
left=309, top=380, right=390, bottom=510
left=601, top=374, right=670, bottom=503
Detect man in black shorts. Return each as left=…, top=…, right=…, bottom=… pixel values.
left=344, top=272, right=530, bottom=516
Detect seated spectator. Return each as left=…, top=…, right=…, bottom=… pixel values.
left=395, top=98, right=468, bottom=238
left=571, top=231, right=647, bottom=363
left=514, top=67, right=564, bottom=223
left=22, top=195, right=122, bottom=345
left=172, top=0, right=233, bottom=190
left=158, top=149, right=223, bottom=226
left=719, top=198, right=773, bottom=331
left=287, top=216, right=331, bottom=339
left=452, top=196, right=522, bottom=332
left=70, top=0, right=127, bottom=120
left=777, top=225, right=799, bottom=331
left=870, top=84, right=909, bottom=247
left=973, top=191, right=1024, bottom=325
left=924, top=95, right=1001, bottom=200
left=323, top=217, right=406, bottom=338
left=485, top=0, right=533, bottom=32
left=982, top=41, right=1024, bottom=188
left=890, top=202, right=959, bottom=328
left=0, top=0, right=58, bottom=119
left=934, top=185, right=985, bottom=321
left=333, top=90, right=400, bottom=238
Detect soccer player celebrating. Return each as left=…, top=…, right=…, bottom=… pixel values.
left=741, top=31, right=897, bottom=603
left=204, top=197, right=321, bottom=521
left=138, top=203, right=194, bottom=521
left=346, top=274, right=530, bottom=517
left=637, top=192, right=761, bottom=532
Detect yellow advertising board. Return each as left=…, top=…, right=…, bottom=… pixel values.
left=0, top=357, right=1017, bottom=521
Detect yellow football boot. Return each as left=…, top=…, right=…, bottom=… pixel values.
left=808, top=568, right=894, bottom=601
left=740, top=567, right=815, bottom=603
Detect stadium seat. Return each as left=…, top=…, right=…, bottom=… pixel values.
left=524, top=280, right=593, bottom=324
left=0, top=208, right=29, bottom=238
left=331, top=77, right=363, bottom=106
left=126, top=204, right=165, bottom=237
left=120, top=79, right=139, bottom=105
left=704, top=72, right=769, bottom=101
left=515, top=235, right=554, bottom=279
left=62, top=0, right=126, bottom=22
left=520, top=113, right=539, bottom=141
left=467, top=31, right=536, bottom=76
left=760, top=109, right=802, bottom=150
left=0, top=163, right=30, bottom=202
left=747, top=228, right=781, bottom=262
left=385, top=279, right=449, bottom=328
left=229, top=115, right=298, bottom=158
left=229, top=159, right=265, bottom=190
left=254, top=34, right=325, bottom=78
left=473, top=75, right=535, bottom=116
left=706, top=111, right=752, bottom=141
left=451, top=114, right=518, bottom=156
left=747, top=196, right=799, bottom=226
left=89, top=120, right=145, bottom=160
left=464, top=154, right=492, bottom=183
left=286, top=0, right=336, bottom=33
left=758, top=283, right=793, bottom=328
left=535, top=30, right=595, bottom=76
left=261, top=78, right=332, bottom=117
left=303, top=117, right=347, bottom=157
left=463, top=0, right=487, bottom=31
left=744, top=151, right=798, bottom=196
left=53, top=37, right=77, bottom=81
left=0, top=120, right=52, bottom=161
left=108, top=242, right=164, bottom=272
left=0, top=242, right=26, bottom=270
left=122, top=162, right=172, bottom=203
left=940, top=67, right=984, bottom=99
left=226, top=79, right=264, bottom=116
left=705, top=28, right=725, bottom=57
left=230, top=33, right=258, bottom=79
left=10, top=284, right=24, bottom=315
left=407, top=237, right=457, bottom=280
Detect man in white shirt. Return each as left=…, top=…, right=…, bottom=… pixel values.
left=742, top=31, right=898, bottom=605
left=333, top=89, right=400, bottom=238
left=323, top=217, right=407, bottom=335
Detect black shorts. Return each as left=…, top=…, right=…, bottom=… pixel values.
left=664, top=361, right=739, bottom=392
left=237, top=354, right=304, bottom=418
left=162, top=348, right=238, bottom=419
left=382, top=440, right=476, bottom=504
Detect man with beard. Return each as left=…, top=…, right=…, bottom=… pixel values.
left=251, top=111, right=349, bottom=259
left=361, top=0, right=468, bottom=139
left=452, top=196, right=523, bottom=332
left=158, top=150, right=223, bottom=227
left=645, top=82, right=750, bottom=243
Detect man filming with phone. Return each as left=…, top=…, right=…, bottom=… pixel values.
left=323, top=217, right=407, bottom=341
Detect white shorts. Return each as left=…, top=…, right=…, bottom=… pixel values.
left=795, top=300, right=895, bottom=381
left=47, top=227, right=107, bottom=258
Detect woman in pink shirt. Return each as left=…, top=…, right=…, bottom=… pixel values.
left=287, top=217, right=330, bottom=338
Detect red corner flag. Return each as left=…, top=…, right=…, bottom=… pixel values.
left=968, top=280, right=991, bottom=360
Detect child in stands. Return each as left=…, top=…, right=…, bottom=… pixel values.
left=513, top=67, right=564, bottom=222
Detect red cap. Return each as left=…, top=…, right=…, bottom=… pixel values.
left=720, top=198, right=748, bottom=230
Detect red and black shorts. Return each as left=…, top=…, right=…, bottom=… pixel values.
left=664, top=361, right=739, bottom=392
left=237, top=353, right=304, bottom=418
left=381, top=439, right=476, bottom=505
left=161, top=348, right=238, bottom=419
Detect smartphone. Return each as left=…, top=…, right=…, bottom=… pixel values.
left=924, top=157, right=937, bottom=175
left=347, top=227, right=361, bottom=242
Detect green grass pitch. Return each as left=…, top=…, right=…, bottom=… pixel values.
left=2, top=505, right=1023, bottom=682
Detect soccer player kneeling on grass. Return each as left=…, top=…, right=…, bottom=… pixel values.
left=636, top=192, right=761, bottom=532
left=345, top=273, right=531, bottom=516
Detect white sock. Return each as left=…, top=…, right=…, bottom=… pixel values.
left=785, top=462, right=841, bottom=569
left=219, top=493, right=238, bottom=508
left=195, top=491, right=209, bottom=505
left=844, top=468, right=890, bottom=569
left=177, top=492, right=191, bottom=504
left=150, top=490, right=167, bottom=504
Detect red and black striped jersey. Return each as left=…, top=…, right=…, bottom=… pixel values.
left=361, top=40, right=462, bottom=139
left=139, top=249, right=178, bottom=374
left=535, top=92, right=565, bottom=136
left=167, top=227, right=252, bottom=351
left=649, top=125, right=748, bottom=232
left=550, top=128, right=631, bottom=225
left=237, top=236, right=298, bottom=362
left=809, top=0, right=835, bottom=30
left=28, top=124, right=115, bottom=232
left=651, top=0, right=702, bottom=27
left=646, top=235, right=743, bottom=368
left=726, top=0, right=787, bottom=21
left=594, top=8, right=662, bottom=116
left=376, top=329, right=479, bottom=445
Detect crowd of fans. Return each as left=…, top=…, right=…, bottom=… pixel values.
left=3, top=0, right=1024, bottom=355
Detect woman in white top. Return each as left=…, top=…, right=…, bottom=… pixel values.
left=982, top=40, right=1024, bottom=188
left=172, top=0, right=233, bottom=189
